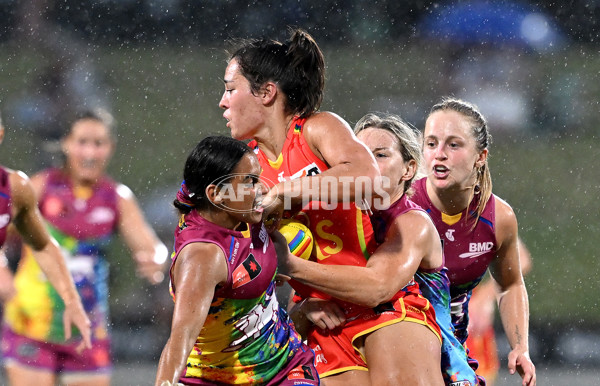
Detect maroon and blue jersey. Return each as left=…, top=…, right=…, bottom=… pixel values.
left=4, top=168, right=119, bottom=343
left=0, top=167, right=11, bottom=248
left=411, top=177, right=497, bottom=345
left=170, top=210, right=313, bottom=384
left=371, top=194, right=479, bottom=385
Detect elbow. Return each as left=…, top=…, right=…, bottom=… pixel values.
left=361, top=284, right=395, bottom=308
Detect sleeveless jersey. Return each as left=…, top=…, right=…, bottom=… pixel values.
left=372, top=194, right=479, bottom=385
left=411, top=177, right=498, bottom=344
left=170, top=210, right=305, bottom=384
left=0, top=167, right=11, bottom=248
left=4, top=168, right=119, bottom=343
left=250, top=116, right=376, bottom=308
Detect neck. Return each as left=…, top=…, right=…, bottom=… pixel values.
left=426, top=179, right=473, bottom=215
left=388, top=186, right=405, bottom=207
left=254, top=113, right=295, bottom=161
left=64, top=168, right=99, bottom=189
left=199, top=208, right=240, bottom=230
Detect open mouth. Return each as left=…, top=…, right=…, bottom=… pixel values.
left=81, top=159, right=98, bottom=168
left=253, top=197, right=264, bottom=213
left=433, top=165, right=449, bottom=178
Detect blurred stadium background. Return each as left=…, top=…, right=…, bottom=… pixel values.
left=0, top=0, right=599, bottom=383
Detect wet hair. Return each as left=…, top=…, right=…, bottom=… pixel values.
left=354, top=113, right=422, bottom=194
left=66, top=108, right=116, bottom=140
left=428, top=97, right=493, bottom=224
left=228, top=28, right=325, bottom=118
left=173, top=136, right=252, bottom=214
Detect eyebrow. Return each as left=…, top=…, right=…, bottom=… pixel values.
left=223, top=78, right=233, bottom=84
left=372, top=147, right=390, bottom=152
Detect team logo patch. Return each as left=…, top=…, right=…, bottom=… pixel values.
left=43, top=195, right=64, bottom=217
left=287, top=365, right=316, bottom=381
left=232, top=254, right=262, bottom=289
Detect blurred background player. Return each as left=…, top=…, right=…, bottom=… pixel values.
left=2, top=109, right=167, bottom=386
left=0, top=112, right=92, bottom=382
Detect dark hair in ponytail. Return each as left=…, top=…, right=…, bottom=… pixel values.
left=228, top=28, right=325, bottom=118
left=174, top=136, right=251, bottom=214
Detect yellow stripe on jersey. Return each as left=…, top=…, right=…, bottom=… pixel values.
left=442, top=212, right=462, bottom=226
left=267, top=153, right=284, bottom=169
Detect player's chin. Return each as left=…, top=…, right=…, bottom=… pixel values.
left=242, top=210, right=263, bottom=224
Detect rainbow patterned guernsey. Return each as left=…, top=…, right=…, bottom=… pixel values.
left=4, top=168, right=118, bottom=343
left=171, top=210, right=308, bottom=384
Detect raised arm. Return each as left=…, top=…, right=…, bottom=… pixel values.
left=10, top=170, right=91, bottom=348
left=155, top=242, right=228, bottom=385
left=277, top=210, right=439, bottom=308
left=266, top=112, right=381, bottom=212
left=489, top=197, right=536, bottom=386
left=117, top=184, right=168, bottom=284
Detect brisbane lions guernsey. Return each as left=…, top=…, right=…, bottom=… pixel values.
left=411, top=177, right=497, bottom=344
left=4, top=167, right=119, bottom=343
left=0, top=167, right=11, bottom=247
left=249, top=116, right=376, bottom=306
left=372, top=193, right=479, bottom=385
left=170, top=211, right=305, bottom=384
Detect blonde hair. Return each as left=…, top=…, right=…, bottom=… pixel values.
left=354, top=112, right=422, bottom=194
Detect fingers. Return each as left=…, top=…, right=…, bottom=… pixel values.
left=303, top=299, right=346, bottom=331
left=63, top=309, right=92, bottom=350
left=79, top=319, right=92, bottom=349
left=507, top=353, right=517, bottom=375
left=508, top=351, right=536, bottom=386
left=275, top=273, right=291, bottom=285
left=136, top=264, right=166, bottom=285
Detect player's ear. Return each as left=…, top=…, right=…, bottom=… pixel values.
left=206, top=185, right=223, bottom=205
left=261, top=82, right=277, bottom=105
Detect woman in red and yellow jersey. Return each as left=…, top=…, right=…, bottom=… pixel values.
left=219, top=28, right=443, bottom=385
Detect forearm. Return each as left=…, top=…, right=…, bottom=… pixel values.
left=287, top=256, right=405, bottom=307
left=33, top=239, right=80, bottom=305
left=277, top=166, right=379, bottom=208
left=155, top=334, right=196, bottom=386
left=498, top=282, right=530, bottom=352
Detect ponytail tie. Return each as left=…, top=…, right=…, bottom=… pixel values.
left=175, top=180, right=196, bottom=208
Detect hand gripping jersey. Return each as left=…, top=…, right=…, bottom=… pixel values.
left=411, top=177, right=497, bottom=345
left=170, top=211, right=308, bottom=384
left=4, top=168, right=119, bottom=343
left=0, top=167, right=12, bottom=248
left=250, top=116, right=376, bottom=312
left=371, top=194, right=479, bottom=386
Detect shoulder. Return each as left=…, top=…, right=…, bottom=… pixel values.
left=116, top=183, right=135, bottom=200
left=493, top=195, right=518, bottom=243
left=8, top=169, right=36, bottom=211
left=303, top=111, right=353, bottom=138
left=179, top=241, right=224, bottom=263
left=389, top=209, right=438, bottom=243
left=175, top=241, right=228, bottom=280
left=493, top=195, right=517, bottom=228
left=29, top=169, right=51, bottom=196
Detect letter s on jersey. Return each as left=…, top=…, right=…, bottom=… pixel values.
left=314, top=220, right=343, bottom=261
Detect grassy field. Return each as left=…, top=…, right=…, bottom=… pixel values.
left=1, top=41, right=598, bottom=330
